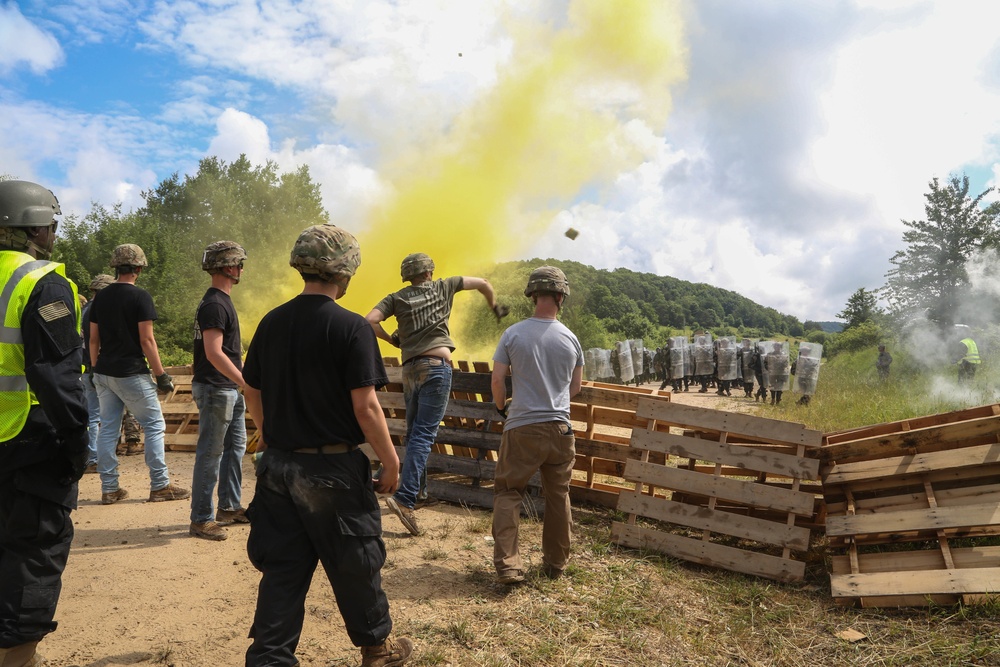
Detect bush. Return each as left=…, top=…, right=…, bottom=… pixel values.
left=827, top=320, right=888, bottom=356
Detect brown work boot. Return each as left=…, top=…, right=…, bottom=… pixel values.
left=101, top=488, right=129, bottom=505
left=497, top=569, right=525, bottom=585
left=148, top=484, right=191, bottom=502
left=360, top=636, right=413, bottom=667
left=385, top=497, right=420, bottom=536
left=216, top=507, right=249, bottom=524
left=125, top=441, right=143, bottom=456
left=0, top=641, right=45, bottom=667
left=190, top=521, right=228, bottom=541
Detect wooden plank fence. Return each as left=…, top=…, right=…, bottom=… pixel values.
left=611, top=398, right=822, bottom=583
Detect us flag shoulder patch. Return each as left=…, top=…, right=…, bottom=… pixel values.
left=39, top=301, right=72, bottom=322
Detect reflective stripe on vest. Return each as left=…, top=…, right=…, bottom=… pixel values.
left=0, top=251, right=79, bottom=442
left=961, top=338, right=981, bottom=365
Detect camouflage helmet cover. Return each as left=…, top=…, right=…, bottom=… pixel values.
left=89, top=274, right=115, bottom=292
left=400, top=252, right=434, bottom=281
left=202, top=240, right=247, bottom=271
left=0, top=180, right=61, bottom=228
left=289, top=224, right=361, bottom=279
left=524, top=265, right=570, bottom=297
left=110, top=243, right=148, bottom=268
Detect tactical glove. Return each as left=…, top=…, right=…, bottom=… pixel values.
left=390, top=331, right=401, bottom=348
left=492, top=304, right=509, bottom=322
left=156, top=372, right=175, bottom=393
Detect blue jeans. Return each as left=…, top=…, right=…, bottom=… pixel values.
left=394, top=359, right=452, bottom=509
left=83, top=373, right=101, bottom=466
left=190, top=382, right=247, bottom=523
left=93, top=373, right=170, bottom=494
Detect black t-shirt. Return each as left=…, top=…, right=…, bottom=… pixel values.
left=243, top=294, right=388, bottom=451
left=193, top=287, right=242, bottom=388
left=90, top=282, right=158, bottom=377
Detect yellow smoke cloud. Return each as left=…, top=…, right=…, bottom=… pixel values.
left=245, top=0, right=687, bottom=358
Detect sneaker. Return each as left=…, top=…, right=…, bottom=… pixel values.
left=148, top=484, right=191, bottom=502
left=385, top=497, right=421, bottom=536
left=216, top=507, right=249, bottom=524
left=361, top=636, right=413, bottom=667
left=101, top=488, right=129, bottom=505
left=190, top=521, right=228, bottom=541
left=497, top=569, right=525, bottom=585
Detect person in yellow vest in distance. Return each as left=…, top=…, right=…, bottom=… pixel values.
left=955, top=333, right=981, bottom=384
left=0, top=180, right=89, bottom=667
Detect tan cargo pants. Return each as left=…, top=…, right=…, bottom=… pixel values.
left=492, top=421, right=575, bottom=576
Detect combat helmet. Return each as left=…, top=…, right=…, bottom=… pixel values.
left=289, top=224, right=361, bottom=281
left=0, top=180, right=61, bottom=257
left=89, top=274, right=115, bottom=292
left=524, top=265, right=570, bottom=297
left=202, top=240, right=247, bottom=271
left=400, top=253, right=434, bottom=281
left=110, top=243, right=148, bottom=269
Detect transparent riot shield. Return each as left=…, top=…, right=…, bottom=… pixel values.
left=739, top=339, right=756, bottom=381
left=762, top=341, right=791, bottom=391
left=616, top=340, right=635, bottom=384
left=628, top=338, right=645, bottom=377
left=794, top=342, right=823, bottom=395
left=693, top=333, right=714, bottom=376
left=716, top=338, right=738, bottom=381
left=669, top=336, right=687, bottom=379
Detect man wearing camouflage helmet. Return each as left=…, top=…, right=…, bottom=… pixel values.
left=490, top=266, right=583, bottom=585
left=366, top=252, right=506, bottom=536
left=0, top=180, right=89, bottom=666
left=89, top=243, right=189, bottom=505
left=189, top=241, right=249, bottom=541
left=242, top=224, right=413, bottom=667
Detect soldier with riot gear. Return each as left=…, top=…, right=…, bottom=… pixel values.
left=367, top=252, right=505, bottom=536
left=739, top=338, right=756, bottom=398
left=189, top=241, right=250, bottom=541
left=89, top=243, right=189, bottom=505
left=693, top=333, right=714, bottom=393
left=794, top=343, right=822, bottom=406
left=763, top=341, right=791, bottom=405
left=0, top=181, right=88, bottom=666
left=243, top=224, right=413, bottom=667
left=714, top=337, right=737, bottom=396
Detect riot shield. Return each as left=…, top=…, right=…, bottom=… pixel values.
left=739, top=339, right=756, bottom=381
left=794, top=343, right=823, bottom=395
left=693, top=333, right=714, bottom=376
left=762, top=341, right=791, bottom=391
left=616, top=340, right=635, bottom=384
left=716, top=338, right=738, bottom=381
left=669, top=336, right=687, bottom=379
left=628, top=339, right=645, bottom=377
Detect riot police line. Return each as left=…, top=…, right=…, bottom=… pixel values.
left=583, top=335, right=823, bottom=406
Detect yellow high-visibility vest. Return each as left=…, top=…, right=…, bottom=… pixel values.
left=0, top=250, right=80, bottom=442
left=961, top=338, right=981, bottom=365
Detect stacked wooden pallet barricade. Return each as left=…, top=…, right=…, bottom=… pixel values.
left=821, top=404, right=1000, bottom=607
left=611, top=398, right=823, bottom=583
left=158, top=365, right=259, bottom=451
left=372, top=363, right=673, bottom=512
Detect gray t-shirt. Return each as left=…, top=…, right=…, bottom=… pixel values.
left=493, top=317, right=584, bottom=432
left=374, top=276, right=464, bottom=362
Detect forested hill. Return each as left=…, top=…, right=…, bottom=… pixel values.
left=463, top=259, right=805, bottom=351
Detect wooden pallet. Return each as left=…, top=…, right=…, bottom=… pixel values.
left=822, top=404, right=1000, bottom=607
left=159, top=365, right=257, bottom=451
left=611, top=398, right=822, bottom=583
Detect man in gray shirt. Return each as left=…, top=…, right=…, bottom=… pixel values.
left=490, top=266, right=583, bottom=585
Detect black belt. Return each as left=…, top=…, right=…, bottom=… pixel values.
left=292, top=444, right=358, bottom=455
left=403, top=355, right=447, bottom=366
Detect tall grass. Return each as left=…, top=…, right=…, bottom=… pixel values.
left=766, top=345, right=1000, bottom=433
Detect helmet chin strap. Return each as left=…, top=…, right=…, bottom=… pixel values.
left=26, top=235, right=53, bottom=260
left=222, top=266, right=241, bottom=284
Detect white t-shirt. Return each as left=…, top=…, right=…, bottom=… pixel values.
left=493, top=317, right=584, bottom=431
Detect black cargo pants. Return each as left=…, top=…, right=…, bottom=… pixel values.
left=245, top=448, right=392, bottom=666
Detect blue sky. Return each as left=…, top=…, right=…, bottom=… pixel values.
left=3, top=0, right=1000, bottom=321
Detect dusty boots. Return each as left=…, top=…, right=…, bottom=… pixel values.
left=361, top=636, right=413, bottom=667
left=0, top=641, right=45, bottom=667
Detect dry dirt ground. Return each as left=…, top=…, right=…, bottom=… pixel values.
left=42, top=385, right=756, bottom=667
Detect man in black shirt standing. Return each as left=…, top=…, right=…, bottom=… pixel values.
left=89, top=243, right=189, bottom=505
left=189, top=241, right=248, bottom=541
left=0, top=180, right=88, bottom=666
left=243, top=224, right=412, bottom=667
